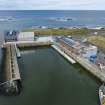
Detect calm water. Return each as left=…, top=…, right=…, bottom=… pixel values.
left=0, top=47, right=100, bottom=105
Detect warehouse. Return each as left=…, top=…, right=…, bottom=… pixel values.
left=5, top=31, right=35, bottom=42
left=17, top=32, right=35, bottom=41
left=57, top=37, right=81, bottom=54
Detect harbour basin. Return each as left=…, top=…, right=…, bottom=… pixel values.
left=0, top=46, right=100, bottom=105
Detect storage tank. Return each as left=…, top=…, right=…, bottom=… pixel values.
left=17, top=32, right=34, bottom=41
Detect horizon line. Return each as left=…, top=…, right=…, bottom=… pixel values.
left=0, top=9, right=105, bottom=11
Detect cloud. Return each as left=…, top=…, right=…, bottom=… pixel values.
left=0, top=0, right=104, bottom=10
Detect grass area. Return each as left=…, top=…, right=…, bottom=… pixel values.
left=23, top=28, right=96, bottom=38
left=87, top=36, right=105, bottom=52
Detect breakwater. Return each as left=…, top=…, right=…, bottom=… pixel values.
left=1, top=44, right=21, bottom=95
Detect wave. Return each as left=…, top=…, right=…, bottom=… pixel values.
left=0, top=16, right=16, bottom=22
left=50, top=17, right=75, bottom=22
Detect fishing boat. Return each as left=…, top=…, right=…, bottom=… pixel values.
left=99, top=84, right=105, bottom=105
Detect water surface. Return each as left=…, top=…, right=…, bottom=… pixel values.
left=0, top=47, right=100, bottom=105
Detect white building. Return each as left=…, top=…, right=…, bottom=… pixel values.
left=36, top=36, right=53, bottom=43
left=17, top=32, right=34, bottom=41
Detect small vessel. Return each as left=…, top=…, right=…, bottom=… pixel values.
left=99, top=84, right=105, bottom=105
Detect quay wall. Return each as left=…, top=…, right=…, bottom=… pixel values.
left=3, top=45, right=21, bottom=82
left=51, top=45, right=76, bottom=64
left=10, top=45, right=21, bottom=81
left=3, top=41, right=52, bottom=48
left=55, top=43, right=105, bottom=82
left=3, top=46, right=12, bottom=81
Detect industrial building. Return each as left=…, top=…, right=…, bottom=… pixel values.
left=55, top=36, right=98, bottom=63
left=17, top=32, right=35, bottom=41
left=56, top=37, right=81, bottom=54
left=4, top=30, right=18, bottom=42
left=4, top=31, right=35, bottom=42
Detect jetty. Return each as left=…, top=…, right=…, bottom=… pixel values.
left=51, top=45, right=76, bottom=64
left=1, top=44, right=21, bottom=95
left=3, top=45, right=20, bottom=81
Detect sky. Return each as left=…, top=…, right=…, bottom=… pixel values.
left=0, top=0, right=105, bottom=10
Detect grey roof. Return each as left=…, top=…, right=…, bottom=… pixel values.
left=61, top=37, right=76, bottom=47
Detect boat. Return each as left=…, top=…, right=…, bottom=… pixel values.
left=99, top=84, right=105, bottom=105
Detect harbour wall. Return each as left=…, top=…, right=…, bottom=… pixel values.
left=55, top=43, right=105, bottom=82
left=1, top=45, right=21, bottom=95
left=3, top=41, right=52, bottom=48
left=51, top=45, right=76, bottom=64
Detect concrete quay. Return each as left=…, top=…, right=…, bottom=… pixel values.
left=1, top=44, right=21, bottom=95
left=3, top=41, right=52, bottom=48
left=51, top=45, right=76, bottom=64
left=3, top=44, right=21, bottom=81
left=55, top=42, right=105, bottom=82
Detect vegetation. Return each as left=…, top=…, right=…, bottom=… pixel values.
left=88, top=36, right=105, bottom=52
left=23, top=28, right=105, bottom=51
left=23, top=28, right=96, bottom=38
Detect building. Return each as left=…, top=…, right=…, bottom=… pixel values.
left=17, top=32, right=35, bottom=41
left=56, top=37, right=81, bottom=54
left=4, top=30, right=18, bottom=42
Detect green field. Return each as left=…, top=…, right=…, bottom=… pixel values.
left=23, top=28, right=98, bottom=38
left=88, top=36, right=105, bottom=52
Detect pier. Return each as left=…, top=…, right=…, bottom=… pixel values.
left=51, top=45, right=76, bottom=64
left=3, top=45, right=21, bottom=81
left=2, top=44, right=21, bottom=95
